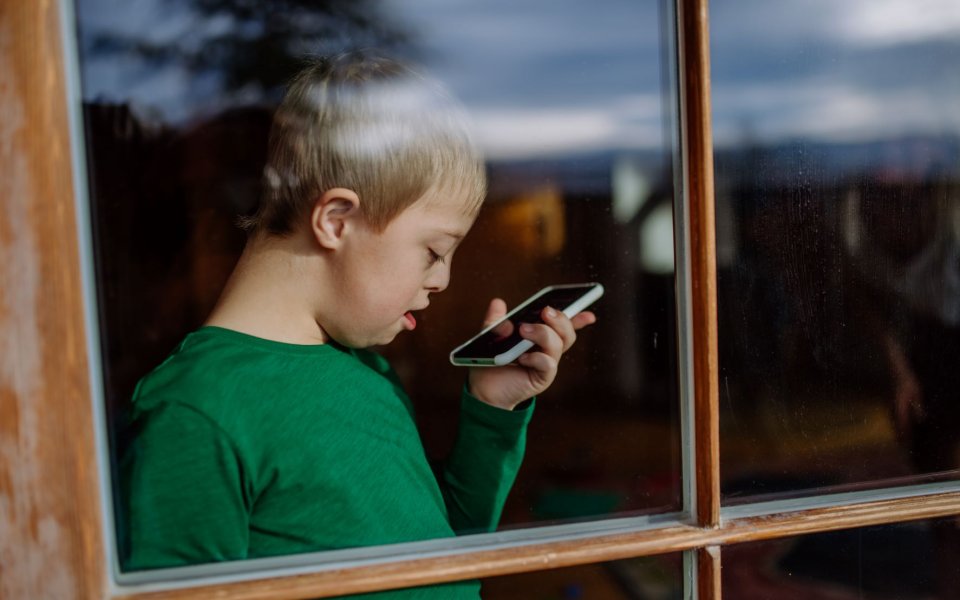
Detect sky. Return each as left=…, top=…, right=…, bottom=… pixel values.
left=708, top=0, right=960, bottom=146
left=76, top=0, right=960, bottom=158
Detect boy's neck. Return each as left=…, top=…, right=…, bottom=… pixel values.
left=205, top=233, right=330, bottom=345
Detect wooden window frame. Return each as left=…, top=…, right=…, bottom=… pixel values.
left=3, top=0, right=959, bottom=598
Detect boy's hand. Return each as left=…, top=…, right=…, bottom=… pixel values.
left=467, top=298, right=597, bottom=411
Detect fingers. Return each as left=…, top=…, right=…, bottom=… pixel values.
left=483, top=298, right=508, bottom=327
left=491, top=319, right=515, bottom=340
left=517, top=351, right=558, bottom=386
left=517, top=307, right=598, bottom=358
left=540, top=306, right=578, bottom=353
left=519, top=322, right=564, bottom=358
left=571, top=311, right=597, bottom=330
left=519, top=305, right=570, bottom=357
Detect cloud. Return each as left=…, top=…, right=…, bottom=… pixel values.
left=384, top=0, right=662, bottom=110
left=713, top=82, right=960, bottom=145
left=710, top=0, right=960, bottom=47
left=709, top=0, right=960, bottom=145
left=78, top=0, right=669, bottom=157
left=79, top=0, right=199, bottom=46
left=76, top=0, right=960, bottom=155
left=472, top=94, right=664, bottom=158
left=836, top=0, right=960, bottom=46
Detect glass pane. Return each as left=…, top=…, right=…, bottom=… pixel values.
left=723, top=518, right=960, bottom=599
left=483, top=554, right=682, bottom=600
left=711, top=0, right=960, bottom=501
left=75, top=0, right=681, bottom=573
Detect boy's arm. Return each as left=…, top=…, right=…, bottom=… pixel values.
left=120, top=402, right=249, bottom=570
left=437, top=298, right=594, bottom=533
left=437, top=387, right=534, bottom=534
left=355, top=347, right=533, bottom=532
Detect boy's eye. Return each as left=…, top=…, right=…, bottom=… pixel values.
left=427, top=249, right=446, bottom=266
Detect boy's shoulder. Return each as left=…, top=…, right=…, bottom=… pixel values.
left=131, top=327, right=402, bottom=420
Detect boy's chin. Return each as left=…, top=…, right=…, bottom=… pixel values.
left=337, top=321, right=409, bottom=349
left=378, top=330, right=403, bottom=346
left=362, top=329, right=404, bottom=349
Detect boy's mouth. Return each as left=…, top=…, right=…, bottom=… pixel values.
left=403, top=311, right=417, bottom=331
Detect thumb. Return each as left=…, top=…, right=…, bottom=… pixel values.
left=483, top=298, right=508, bottom=326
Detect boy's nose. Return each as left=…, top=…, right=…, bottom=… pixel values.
left=426, top=265, right=451, bottom=292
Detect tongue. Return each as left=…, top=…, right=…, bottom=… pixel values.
left=404, top=311, right=417, bottom=330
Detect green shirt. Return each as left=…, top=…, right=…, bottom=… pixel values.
left=120, top=326, right=533, bottom=598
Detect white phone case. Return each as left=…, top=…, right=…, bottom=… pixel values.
left=449, top=283, right=604, bottom=366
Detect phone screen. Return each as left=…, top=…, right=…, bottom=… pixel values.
left=452, top=285, right=597, bottom=361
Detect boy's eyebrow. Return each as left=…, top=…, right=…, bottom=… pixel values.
left=439, top=230, right=465, bottom=241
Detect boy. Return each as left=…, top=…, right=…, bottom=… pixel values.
left=120, top=52, right=596, bottom=597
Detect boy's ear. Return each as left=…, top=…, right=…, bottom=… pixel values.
left=311, top=188, right=361, bottom=250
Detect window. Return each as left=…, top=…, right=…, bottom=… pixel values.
left=3, top=0, right=959, bottom=598
left=75, top=1, right=684, bottom=551
left=712, top=0, right=960, bottom=503
left=722, top=519, right=960, bottom=598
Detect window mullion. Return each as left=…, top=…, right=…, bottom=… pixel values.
left=676, top=0, right=721, bottom=598
left=677, top=0, right=721, bottom=531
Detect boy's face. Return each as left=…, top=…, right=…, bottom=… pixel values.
left=324, top=191, right=477, bottom=348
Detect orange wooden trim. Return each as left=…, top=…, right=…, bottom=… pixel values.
left=679, top=0, right=721, bottom=527
left=11, top=2, right=955, bottom=599
left=696, top=546, right=722, bottom=600
left=113, top=490, right=960, bottom=599
left=720, top=490, right=960, bottom=544
left=115, top=526, right=709, bottom=600
left=0, top=1, right=107, bottom=599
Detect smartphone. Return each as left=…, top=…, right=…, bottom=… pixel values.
left=449, top=283, right=604, bottom=367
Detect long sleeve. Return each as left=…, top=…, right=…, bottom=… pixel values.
left=439, top=388, right=534, bottom=534
left=120, top=402, right=250, bottom=570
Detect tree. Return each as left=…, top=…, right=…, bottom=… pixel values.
left=87, top=0, right=416, bottom=98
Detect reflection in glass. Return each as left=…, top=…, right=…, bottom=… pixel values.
left=483, top=555, right=682, bottom=600
left=76, top=0, right=681, bottom=569
left=723, top=518, right=960, bottom=599
left=711, top=0, right=960, bottom=501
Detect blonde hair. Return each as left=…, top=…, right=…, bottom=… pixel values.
left=243, top=52, right=486, bottom=235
